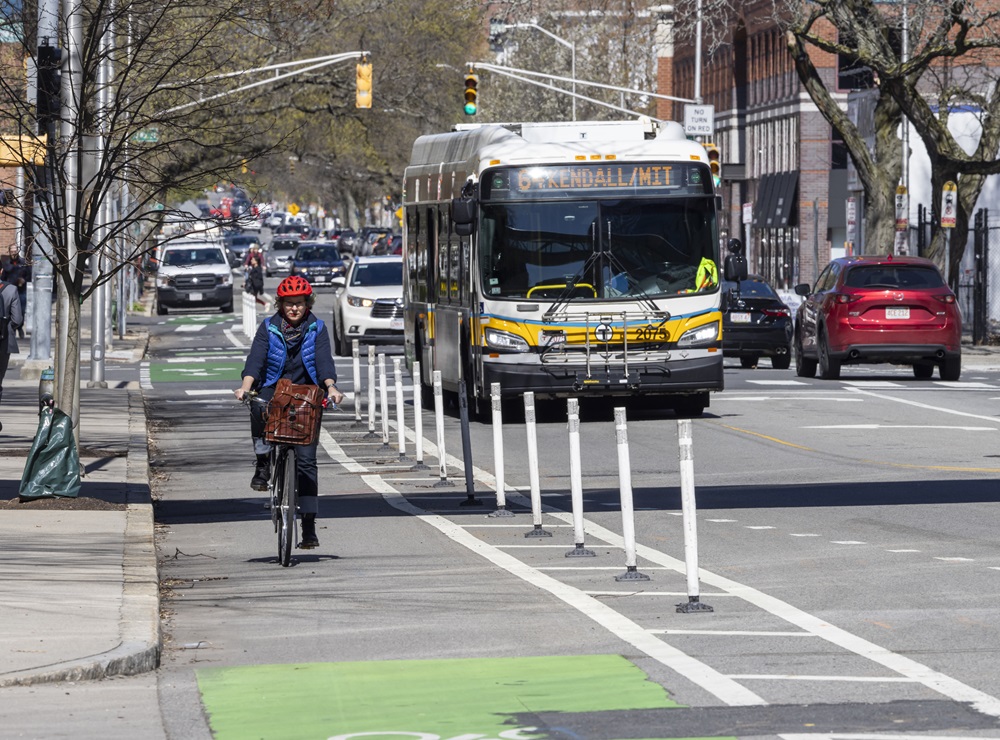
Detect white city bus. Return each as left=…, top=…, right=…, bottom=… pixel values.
left=402, top=118, right=741, bottom=417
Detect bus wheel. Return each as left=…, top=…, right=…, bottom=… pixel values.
left=673, top=393, right=707, bottom=418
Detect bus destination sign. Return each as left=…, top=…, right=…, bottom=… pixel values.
left=485, top=163, right=709, bottom=199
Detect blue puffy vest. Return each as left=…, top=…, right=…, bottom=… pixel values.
left=262, top=317, right=324, bottom=387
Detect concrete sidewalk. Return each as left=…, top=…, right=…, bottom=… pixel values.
left=0, top=324, right=159, bottom=688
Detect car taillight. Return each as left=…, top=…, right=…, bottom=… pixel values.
left=762, top=307, right=791, bottom=317
left=936, top=294, right=956, bottom=304
left=834, top=293, right=861, bottom=304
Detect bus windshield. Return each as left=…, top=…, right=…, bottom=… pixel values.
left=479, top=197, right=717, bottom=300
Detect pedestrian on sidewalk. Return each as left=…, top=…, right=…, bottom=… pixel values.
left=0, top=276, right=24, bottom=429
left=1, top=247, right=29, bottom=339
left=233, top=275, right=343, bottom=549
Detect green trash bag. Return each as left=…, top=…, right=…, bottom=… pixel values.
left=19, top=406, right=82, bottom=500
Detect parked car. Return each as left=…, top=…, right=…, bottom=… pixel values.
left=721, top=275, right=793, bottom=369
left=332, top=255, right=404, bottom=356
left=265, top=236, right=300, bottom=277
left=223, top=232, right=262, bottom=264
left=336, top=228, right=359, bottom=256
left=794, top=255, right=962, bottom=380
left=155, top=243, right=234, bottom=315
left=288, top=242, right=347, bottom=287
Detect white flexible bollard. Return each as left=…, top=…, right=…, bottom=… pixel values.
left=677, top=418, right=712, bottom=612
left=523, top=392, right=551, bottom=538
left=565, top=398, right=594, bottom=557
left=432, top=370, right=451, bottom=486
left=411, top=360, right=428, bottom=470
left=488, top=383, right=513, bottom=518
left=614, top=406, right=649, bottom=582
left=365, top=345, right=377, bottom=438
left=378, top=353, right=390, bottom=448
left=393, top=357, right=407, bottom=460
left=351, top=340, right=362, bottom=426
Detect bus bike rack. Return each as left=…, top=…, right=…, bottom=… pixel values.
left=536, top=309, right=671, bottom=390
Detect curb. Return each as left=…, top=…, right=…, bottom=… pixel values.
left=0, top=388, right=161, bottom=687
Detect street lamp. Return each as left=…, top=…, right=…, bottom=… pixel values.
left=494, top=21, right=576, bottom=121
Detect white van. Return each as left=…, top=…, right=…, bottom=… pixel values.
left=155, top=243, right=234, bottom=315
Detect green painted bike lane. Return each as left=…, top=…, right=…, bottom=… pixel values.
left=197, top=654, right=719, bottom=740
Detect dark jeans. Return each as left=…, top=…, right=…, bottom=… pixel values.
left=249, top=386, right=321, bottom=514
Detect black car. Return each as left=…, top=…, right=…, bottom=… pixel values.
left=288, top=242, right=347, bottom=287
left=721, top=275, right=793, bottom=369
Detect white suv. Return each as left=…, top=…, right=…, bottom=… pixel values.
left=332, top=255, right=403, bottom=356
left=155, top=243, right=234, bottom=315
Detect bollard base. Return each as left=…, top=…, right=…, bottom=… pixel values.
left=397, top=454, right=410, bottom=463
left=459, top=496, right=483, bottom=507
left=615, top=566, right=650, bottom=582
left=363, top=432, right=379, bottom=440
left=676, top=596, right=714, bottom=613
left=524, top=524, right=553, bottom=538
left=488, top=506, right=516, bottom=518
left=565, top=544, right=596, bottom=558
left=433, top=477, right=455, bottom=488
left=410, top=461, right=430, bottom=471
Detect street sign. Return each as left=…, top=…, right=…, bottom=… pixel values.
left=683, top=104, right=714, bottom=137
left=288, top=203, right=300, bottom=216
left=846, top=197, right=857, bottom=256
left=941, top=181, right=957, bottom=228
left=742, top=202, right=752, bottom=225
left=132, top=128, right=159, bottom=143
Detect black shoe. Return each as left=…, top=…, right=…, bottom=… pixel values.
left=299, top=516, right=319, bottom=549
left=250, top=462, right=269, bottom=491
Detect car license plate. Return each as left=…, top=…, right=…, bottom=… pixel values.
left=188, top=292, right=202, bottom=302
left=314, top=275, right=327, bottom=282
left=886, top=307, right=909, bottom=319
left=731, top=312, right=751, bottom=323
left=390, top=318, right=404, bottom=331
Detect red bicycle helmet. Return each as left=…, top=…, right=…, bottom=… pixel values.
left=276, top=275, right=313, bottom=297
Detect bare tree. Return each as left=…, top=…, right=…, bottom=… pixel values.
left=780, top=0, right=1000, bottom=285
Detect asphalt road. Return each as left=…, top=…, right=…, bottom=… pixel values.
left=135, top=287, right=1000, bottom=740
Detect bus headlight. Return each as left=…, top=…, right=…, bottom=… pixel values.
left=676, top=321, right=719, bottom=348
left=484, top=328, right=529, bottom=353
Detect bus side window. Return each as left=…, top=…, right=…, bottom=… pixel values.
left=428, top=206, right=440, bottom=304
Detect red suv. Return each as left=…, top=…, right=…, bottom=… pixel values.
left=794, top=255, right=962, bottom=380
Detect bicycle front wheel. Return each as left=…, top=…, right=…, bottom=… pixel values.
left=276, top=449, right=297, bottom=567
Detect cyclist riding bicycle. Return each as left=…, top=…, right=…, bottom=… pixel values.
left=234, top=275, right=344, bottom=549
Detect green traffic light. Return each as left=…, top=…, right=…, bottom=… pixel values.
left=464, top=102, right=477, bottom=115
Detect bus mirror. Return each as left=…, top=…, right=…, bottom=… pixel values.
left=451, top=196, right=475, bottom=225
left=724, top=253, right=748, bottom=282
left=724, top=238, right=747, bottom=281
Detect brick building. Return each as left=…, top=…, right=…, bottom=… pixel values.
left=655, top=5, right=846, bottom=288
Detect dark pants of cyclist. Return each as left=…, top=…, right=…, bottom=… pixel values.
left=249, top=386, right=320, bottom=516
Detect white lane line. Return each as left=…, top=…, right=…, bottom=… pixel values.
left=719, top=397, right=863, bottom=402
left=937, top=381, right=997, bottom=388
left=587, top=591, right=734, bottom=598
left=318, top=427, right=368, bottom=474
left=745, top=380, right=809, bottom=386
left=497, top=544, right=596, bottom=549
left=745, top=526, right=775, bottom=530
left=184, top=389, right=233, bottom=396
left=845, top=385, right=1000, bottom=424
left=140, top=362, right=152, bottom=390
left=707, top=518, right=737, bottom=522
left=368, top=475, right=767, bottom=708
left=887, top=549, right=921, bottom=553
left=934, top=557, right=975, bottom=562
left=840, top=381, right=904, bottom=388
left=781, top=735, right=1000, bottom=740
left=224, top=326, right=250, bottom=349
left=462, top=524, right=571, bottom=528
left=831, top=541, right=866, bottom=545
left=536, top=566, right=673, bottom=571
left=790, top=533, right=821, bottom=537
left=730, top=674, right=918, bottom=683
left=174, top=324, right=205, bottom=332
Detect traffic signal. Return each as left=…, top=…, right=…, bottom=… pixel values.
left=464, top=71, right=478, bottom=116
left=705, top=143, right=721, bottom=186
left=36, top=42, right=63, bottom=129
left=355, top=59, right=372, bottom=109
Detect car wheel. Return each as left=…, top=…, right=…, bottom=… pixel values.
left=795, top=337, right=817, bottom=378
left=221, top=301, right=233, bottom=313
left=818, top=331, right=841, bottom=380
left=771, top=350, right=792, bottom=370
left=740, top=355, right=759, bottom=369
left=940, top=354, right=962, bottom=381
left=335, top=317, right=350, bottom=358
left=156, top=301, right=167, bottom=316
left=913, top=363, right=934, bottom=379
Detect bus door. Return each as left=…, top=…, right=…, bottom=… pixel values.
left=434, top=206, right=464, bottom=393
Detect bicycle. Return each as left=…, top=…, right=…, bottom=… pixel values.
left=242, top=391, right=299, bottom=566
